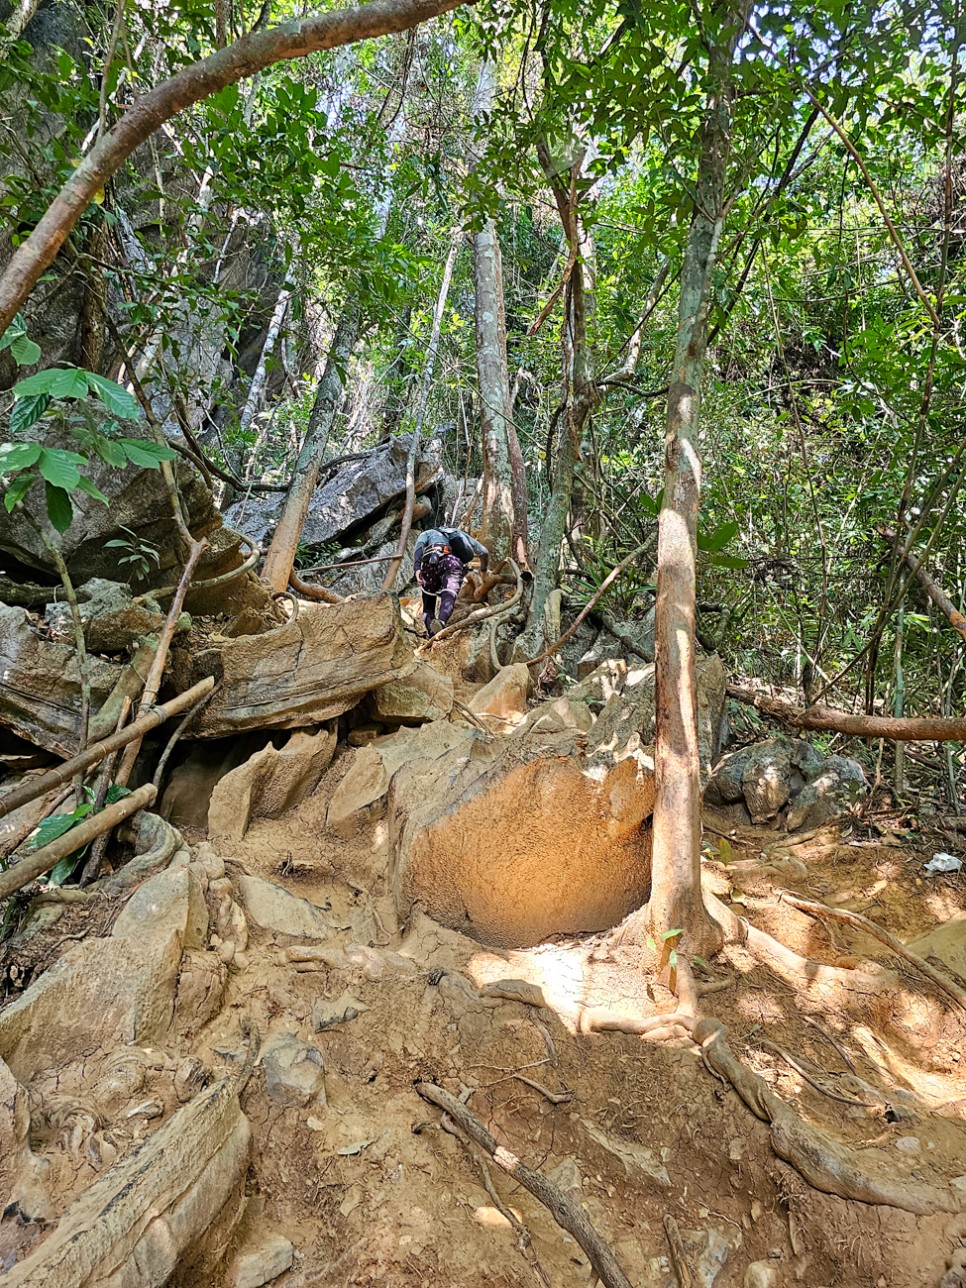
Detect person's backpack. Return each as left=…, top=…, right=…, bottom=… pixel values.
left=437, top=528, right=476, bottom=564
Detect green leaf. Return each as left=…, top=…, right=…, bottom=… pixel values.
left=28, top=804, right=91, bottom=849
left=708, top=554, right=749, bottom=570
left=120, top=438, right=177, bottom=468
left=4, top=471, right=36, bottom=512
left=0, top=442, right=42, bottom=474
left=48, top=853, right=83, bottom=886
left=38, top=448, right=84, bottom=491
left=93, top=437, right=128, bottom=469
left=10, top=334, right=41, bottom=366
left=45, top=482, right=73, bottom=532
left=85, top=372, right=139, bottom=418
left=75, top=476, right=110, bottom=504
left=661, top=928, right=682, bottom=940
left=13, top=367, right=84, bottom=398
left=698, top=520, right=740, bottom=553
left=48, top=367, right=90, bottom=399
left=105, top=784, right=131, bottom=804
left=0, top=313, right=27, bottom=351
left=668, top=948, right=678, bottom=968
left=716, top=837, right=734, bottom=865
left=10, top=392, right=50, bottom=435
left=691, top=955, right=708, bottom=971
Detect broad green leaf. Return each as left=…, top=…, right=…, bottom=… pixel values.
left=698, top=520, right=740, bottom=553
left=0, top=313, right=27, bottom=351
left=75, top=476, right=110, bottom=504
left=93, top=437, right=128, bottom=468
left=44, top=482, right=73, bottom=532
left=47, top=367, right=90, bottom=399
left=10, top=392, right=50, bottom=435
left=48, top=853, right=83, bottom=886
left=85, top=372, right=139, bottom=418
left=105, top=784, right=131, bottom=804
left=11, top=368, right=61, bottom=396
left=120, top=438, right=177, bottom=468
left=10, top=334, right=41, bottom=366
left=708, top=554, right=749, bottom=570
left=0, top=442, right=42, bottom=474
left=28, top=805, right=90, bottom=849
left=4, top=471, right=35, bottom=512
left=38, top=448, right=84, bottom=491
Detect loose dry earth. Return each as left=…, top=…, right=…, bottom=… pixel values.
left=2, top=682, right=966, bottom=1286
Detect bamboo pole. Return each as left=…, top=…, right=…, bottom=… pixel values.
left=0, top=783, right=157, bottom=901
left=0, top=676, right=215, bottom=820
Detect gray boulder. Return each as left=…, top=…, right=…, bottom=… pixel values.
left=223, top=434, right=443, bottom=551
left=0, top=420, right=218, bottom=583
left=707, top=735, right=866, bottom=831
left=260, top=1033, right=326, bottom=1108
left=44, top=578, right=165, bottom=653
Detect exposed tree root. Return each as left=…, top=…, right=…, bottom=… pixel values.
left=415, top=1082, right=634, bottom=1288
left=663, top=1214, right=694, bottom=1288
left=429, top=560, right=522, bottom=645
left=694, top=1017, right=963, bottom=1215
left=780, top=890, right=966, bottom=1012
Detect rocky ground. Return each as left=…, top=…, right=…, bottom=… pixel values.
left=2, top=625, right=966, bottom=1288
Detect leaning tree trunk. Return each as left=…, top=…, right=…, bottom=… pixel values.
left=261, top=304, right=360, bottom=593
left=638, top=7, right=739, bottom=954
left=0, top=0, right=468, bottom=336
left=472, top=61, right=517, bottom=566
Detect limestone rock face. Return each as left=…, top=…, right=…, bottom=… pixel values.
left=228, top=1233, right=295, bottom=1288
left=0, top=603, right=127, bottom=755
left=468, top=662, right=532, bottom=728
left=235, top=875, right=334, bottom=943
left=189, top=594, right=415, bottom=737
left=0, top=422, right=218, bottom=583
left=207, top=727, right=337, bottom=842
left=112, top=866, right=209, bottom=949
left=369, top=660, right=454, bottom=726
left=44, top=578, right=166, bottom=653
left=224, top=433, right=442, bottom=550
left=0, top=932, right=182, bottom=1082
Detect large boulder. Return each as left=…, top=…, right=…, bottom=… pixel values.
left=589, top=654, right=728, bottom=778
left=223, top=434, right=442, bottom=550
left=368, top=661, right=454, bottom=727
left=185, top=593, right=415, bottom=737
left=388, top=724, right=655, bottom=947
left=207, top=727, right=337, bottom=842
left=706, top=735, right=867, bottom=830
left=44, top=578, right=165, bottom=653
left=0, top=421, right=218, bottom=583
left=0, top=603, right=129, bottom=755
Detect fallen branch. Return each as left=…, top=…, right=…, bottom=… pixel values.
left=0, top=782, right=156, bottom=901
left=511, top=1074, right=574, bottom=1105
left=415, top=1082, right=633, bottom=1288
left=663, top=1215, right=694, bottom=1288
left=0, top=676, right=216, bottom=820
left=879, top=525, right=966, bottom=645
left=781, top=890, right=966, bottom=1012
left=695, top=1017, right=962, bottom=1214
left=727, top=683, right=966, bottom=741
left=528, top=544, right=648, bottom=666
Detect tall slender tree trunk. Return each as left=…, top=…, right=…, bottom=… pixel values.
left=228, top=280, right=292, bottom=481
left=472, top=61, right=517, bottom=566
left=261, top=304, right=360, bottom=592
left=518, top=139, right=598, bottom=655
left=382, top=233, right=460, bottom=589
left=642, top=6, right=739, bottom=954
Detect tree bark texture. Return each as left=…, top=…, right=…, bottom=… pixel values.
left=0, top=0, right=470, bottom=337
left=646, top=11, right=738, bottom=950
left=472, top=61, right=517, bottom=565
left=262, top=304, right=360, bottom=593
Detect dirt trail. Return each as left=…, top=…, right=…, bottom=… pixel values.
left=3, top=746, right=966, bottom=1286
